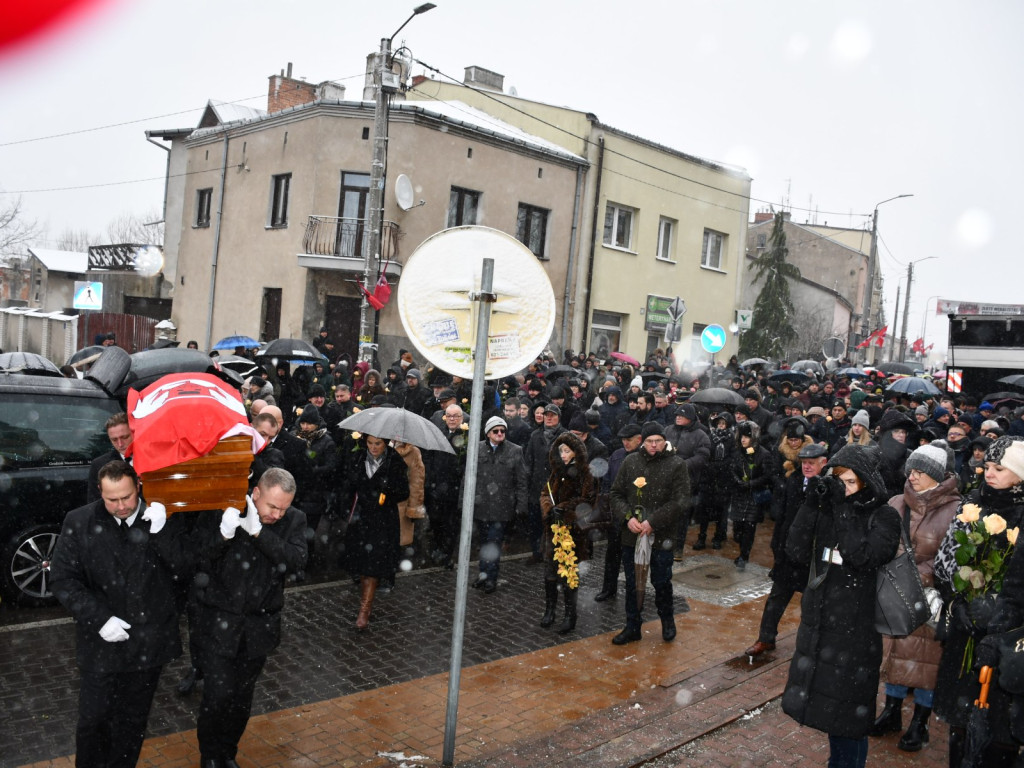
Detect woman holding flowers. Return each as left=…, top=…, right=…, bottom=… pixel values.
left=539, top=432, right=596, bottom=634
left=933, top=435, right=1024, bottom=767
left=871, top=441, right=961, bottom=752
left=729, top=420, right=775, bottom=571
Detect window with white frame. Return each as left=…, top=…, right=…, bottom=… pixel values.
left=269, top=173, right=291, bottom=228
left=448, top=186, right=480, bottom=227
left=701, top=228, right=725, bottom=269
left=656, top=217, right=675, bottom=261
left=590, top=311, right=622, bottom=359
left=195, top=188, right=212, bottom=228
left=516, top=203, right=549, bottom=259
left=603, top=202, right=635, bottom=250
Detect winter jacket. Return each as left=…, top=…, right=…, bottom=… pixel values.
left=610, top=443, right=690, bottom=552
left=473, top=439, right=527, bottom=523
left=525, top=424, right=567, bottom=503
left=729, top=426, right=775, bottom=523
left=340, top=446, right=410, bottom=579
left=665, top=421, right=711, bottom=489
left=781, top=444, right=901, bottom=739
left=880, top=475, right=961, bottom=691
left=539, top=432, right=597, bottom=561
left=769, top=469, right=814, bottom=591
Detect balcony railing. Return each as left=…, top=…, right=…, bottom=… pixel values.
left=301, top=216, right=401, bottom=266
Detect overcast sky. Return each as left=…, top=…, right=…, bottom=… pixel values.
left=1, top=0, right=1020, bottom=353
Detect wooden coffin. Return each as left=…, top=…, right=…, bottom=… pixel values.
left=139, top=435, right=252, bottom=514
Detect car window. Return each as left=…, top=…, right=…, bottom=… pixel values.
left=0, top=394, right=118, bottom=469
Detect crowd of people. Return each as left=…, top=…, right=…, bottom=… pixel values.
left=49, top=332, right=1024, bottom=767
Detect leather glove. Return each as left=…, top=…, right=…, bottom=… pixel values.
left=952, top=597, right=993, bottom=638
left=969, top=594, right=997, bottom=630
left=239, top=497, right=262, bottom=537
left=975, top=634, right=1002, bottom=671
left=220, top=507, right=242, bottom=539
left=99, top=616, right=131, bottom=643
left=141, top=502, right=166, bottom=534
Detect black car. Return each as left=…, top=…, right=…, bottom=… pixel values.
left=0, top=347, right=242, bottom=605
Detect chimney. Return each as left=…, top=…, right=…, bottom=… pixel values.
left=268, top=63, right=317, bottom=113
left=753, top=211, right=774, bottom=224
left=463, top=65, right=504, bottom=93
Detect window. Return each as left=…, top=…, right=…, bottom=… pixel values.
left=590, top=311, right=622, bottom=359
left=337, top=172, right=370, bottom=257
left=690, top=322, right=711, bottom=363
left=603, top=202, right=634, bottom=250
left=656, top=217, right=675, bottom=261
left=195, top=188, right=212, bottom=227
left=269, top=173, right=291, bottom=228
left=448, top=186, right=480, bottom=227
left=516, top=203, right=549, bottom=259
left=756, top=233, right=767, bottom=249
left=701, top=228, right=725, bottom=269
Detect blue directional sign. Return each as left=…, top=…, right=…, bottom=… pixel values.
left=701, top=324, right=727, bottom=354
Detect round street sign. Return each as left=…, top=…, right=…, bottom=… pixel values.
left=822, top=336, right=846, bottom=359
left=701, top=324, right=727, bottom=353
left=397, top=226, right=556, bottom=379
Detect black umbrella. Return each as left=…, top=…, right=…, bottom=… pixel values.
left=115, top=349, right=243, bottom=399
left=689, top=387, right=745, bottom=407
left=877, top=361, right=917, bottom=376
left=0, top=351, right=63, bottom=377
left=983, top=391, right=1024, bottom=403
left=996, top=374, right=1024, bottom=389
left=255, top=337, right=324, bottom=363
left=885, top=377, right=941, bottom=397
left=740, top=357, right=770, bottom=367
left=641, top=371, right=668, bottom=387
left=836, top=367, right=869, bottom=378
left=961, top=665, right=993, bottom=768
left=767, top=370, right=812, bottom=385
left=791, top=359, right=823, bottom=375
left=542, top=365, right=577, bottom=378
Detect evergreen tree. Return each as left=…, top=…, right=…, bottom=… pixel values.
left=739, top=212, right=801, bottom=360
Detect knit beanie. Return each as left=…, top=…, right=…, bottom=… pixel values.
left=297, top=404, right=320, bottom=425
left=905, top=443, right=948, bottom=483
left=484, top=415, right=507, bottom=434
left=986, top=436, right=1024, bottom=483
left=851, top=410, right=870, bottom=429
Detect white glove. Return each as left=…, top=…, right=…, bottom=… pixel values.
left=220, top=507, right=242, bottom=539
left=141, top=502, right=166, bottom=534
left=99, top=616, right=131, bottom=643
left=239, top=496, right=262, bottom=537
left=924, top=587, right=944, bottom=623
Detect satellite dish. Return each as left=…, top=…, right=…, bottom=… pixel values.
left=395, top=174, right=415, bottom=211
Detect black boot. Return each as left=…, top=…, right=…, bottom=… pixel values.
left=558, top=587, right=577, bottom=634
left=539, top=581, right=558, bottom=628
left=693, top=534, right=707, bottom=551
left=594, top=566, right=617, bottom=602
left=176, top=666, right=202, bottom=696
left=898, top=704, right=931, bottom=752
left=661, top=615, right=676, bottom=641
left=869, top=695, right=904, bottom=736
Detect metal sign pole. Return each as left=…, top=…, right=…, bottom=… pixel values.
left=442, top=257, right=495, bottom=767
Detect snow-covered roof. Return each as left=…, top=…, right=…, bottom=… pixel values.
left=27, top=247, right=88, bottom=274
left=197, top=99, right=267, bottom=130
left=398, top=99, right=585, bottom=162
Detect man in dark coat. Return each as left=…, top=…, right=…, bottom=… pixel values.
left=609, top=422, right=690, bottom=645
left=823, top=401, right=852, bottom=453
left=744, top=442, right=826, bottom=657
left=743, top=389, right=773, bottom=433
left=398, top=368, right=432, bottom=415
left=472, top=416, right=527, bottom=592
left=51, top=460, right=192, bottom=768
left=594, top=423, right=642, bottom=602
left=424, top=403, right=469, bottom=567
left=289, top=404, right=337, bottom=559
left=192, top=468, right=308, bottom=767
left=261, top=405, right=306, bottom=480
left=86, top=412, right=134, bottom=503
left=665, top=402, right=710, bottom=561
left=501, top=398, right=532, bottom=447
left=524, top=404, right=567, bottom=562
left=596, top=385, right=626, bottom=444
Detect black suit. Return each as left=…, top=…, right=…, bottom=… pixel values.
left=51, top=500, right=191, bottom=768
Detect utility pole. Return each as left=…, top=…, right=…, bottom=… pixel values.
left=889, top=283, right=901, bottom=362
left=358, top=3, right=436, bottom=363
left=859, top=194, right=913, bottom=364
left=899, top=256, right=937, bottom=360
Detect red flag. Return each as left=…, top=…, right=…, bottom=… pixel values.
left=874, top=325, right=888, bottom=348
left=911, top=338, right=925, bottom=354
left=127, top=373, right=255, bottom=474
left=857, top=326, right=887, bottom=349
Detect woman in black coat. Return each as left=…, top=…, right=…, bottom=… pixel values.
left=932, top=435, right=1024, bottom=767
left=728, top=420, right=774, bottom=570
left=781, top=444, right=901, bottom=768
left=339, top=434, right=409, bottom=629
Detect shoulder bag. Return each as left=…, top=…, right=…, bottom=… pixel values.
left=875, top=508, right=931, bottom=637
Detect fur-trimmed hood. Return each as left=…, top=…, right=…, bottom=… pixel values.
left=548, top=430, right=591, bottom=469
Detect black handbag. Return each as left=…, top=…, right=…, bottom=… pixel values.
left=875, top=508, right=931, bottom=637
left=994, top=626, right=1024, bottom=695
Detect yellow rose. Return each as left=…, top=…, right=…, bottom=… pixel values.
left=633, top=477, right=647, bottom=489
left=351, top=431, right=362, bottom=440
left=984, top=514, right=1008, bottom=536
left=957, top=503, right=981, bottom=524
left=976, top=466, right=984, bottom=474
left=352, top=407, right=362, bottom=414
left=462, top=398, right=468, bottom=404
left=747, top=447, right=755, bottom=455
left=460, top=423, right=469, bottom=431
left=1009, top=527, right=1020, bottom=546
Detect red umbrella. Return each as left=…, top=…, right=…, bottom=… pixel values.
left=610, top=351, right=640, bottom=366
left=127, top=372, right=260, bottom=474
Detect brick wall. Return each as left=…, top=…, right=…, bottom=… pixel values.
left=267, top=75, right=317, bottom=113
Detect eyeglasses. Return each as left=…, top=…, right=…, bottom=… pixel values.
left=489, top=428, right=506, bottom=435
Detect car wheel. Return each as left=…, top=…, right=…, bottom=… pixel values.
left=1, top=526, right=60, bottom=606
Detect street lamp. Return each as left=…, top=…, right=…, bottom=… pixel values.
left=860, top=193, right=913, bottom=364
left=358, top=2, right=437, bottom=363
left=919, top=294, right=942, bottom=351
left=897, top=256, right=938, bottom=360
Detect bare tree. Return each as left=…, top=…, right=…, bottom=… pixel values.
left=0, top=196, right=39, bottom=256
left=106, top=209, right=164, bottom=245
left=788, top=306, right=846, bottom=361
left=55, top=227, right=97, bottom=253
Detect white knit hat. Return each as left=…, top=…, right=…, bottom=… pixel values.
left=484, top=416, right=507, bottom=434
left=851, top=410, right=871, bottom=429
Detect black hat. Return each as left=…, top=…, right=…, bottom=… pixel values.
left=676, top=403, right=697, bottom=421
left=543, top=403, right=562, bottom=417
left=641, top=422, right=664, bottom=439
left=438, top=388, right=457, bottom=401
left=798, top=443, right=828, bottom=460
left=568, top=413, right=589, bottom=432
left=618, top=424, right=642, bottom=439
left=307, top=384, right=326, bottom=399
left=297, top=404, right=320, bottom=425
left=736, top=404, right=751, bottom=416
left=250, top=376, right=266, bottom=389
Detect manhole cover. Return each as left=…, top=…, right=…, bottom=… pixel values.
left=670, top=555, right=773, bottom=607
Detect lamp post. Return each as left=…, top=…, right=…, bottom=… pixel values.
left=898, top=256, right=938, bottom=360
left=918, top=294, right=942, bottom=353
left=860, top=193, right=913, bottom=364
left=358, top=2, right=436, bottom=362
